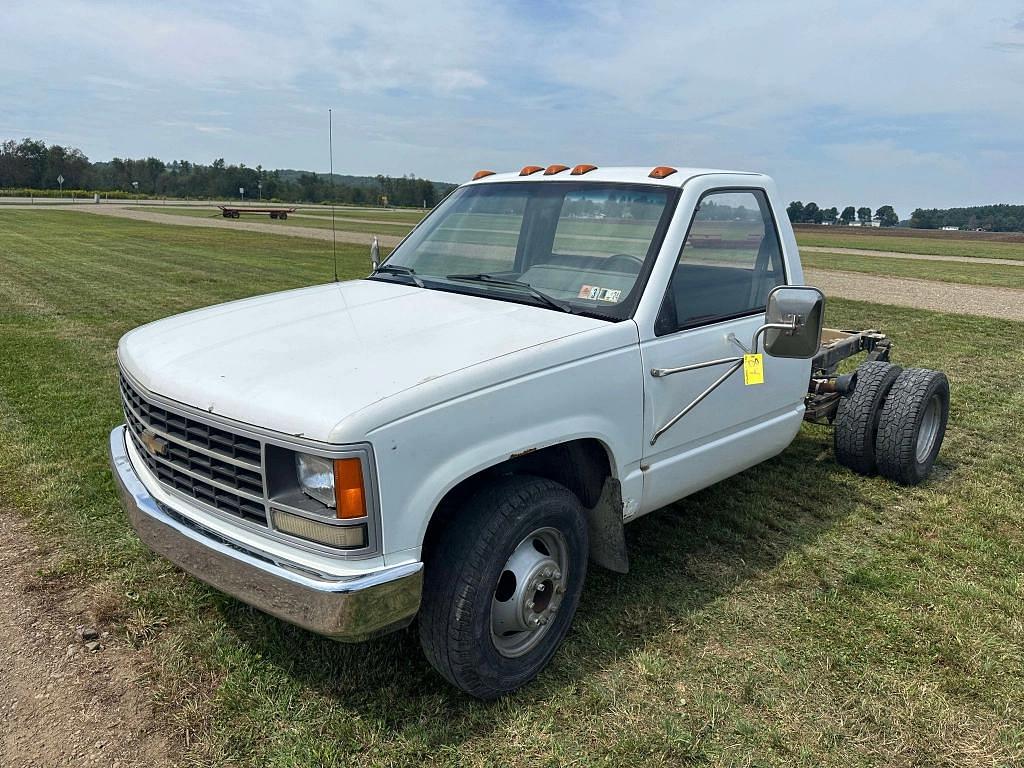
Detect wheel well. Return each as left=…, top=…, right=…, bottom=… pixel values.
left=421, top=438, right=613, bottom=565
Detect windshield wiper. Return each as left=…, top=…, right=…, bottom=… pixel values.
left=445, top=273, right=572, bottom=313
left=372, top=263, right=424, bottom=287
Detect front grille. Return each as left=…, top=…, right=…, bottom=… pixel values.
left=120, top=373, right=268, bottom=525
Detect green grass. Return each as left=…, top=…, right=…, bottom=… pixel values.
left=795, top=230, right=1024, bottom=260
left=1, top=209, right=1023, bottom=766
left=126, top=206, right=415, bottom=237
left=803, top=251, right=1024, bottom=289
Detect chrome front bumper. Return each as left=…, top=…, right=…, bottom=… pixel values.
left=109, top=426, right=422, bottom=642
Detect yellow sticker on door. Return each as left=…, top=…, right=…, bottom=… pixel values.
left=743, top=353, right=764, bottom=386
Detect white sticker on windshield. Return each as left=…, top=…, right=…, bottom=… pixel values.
left=578, top=285, right=621, bottom=302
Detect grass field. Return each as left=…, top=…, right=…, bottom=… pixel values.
left=794, top=230, right=1024, bottom=261
left=1, top=210, right=1023, bottom=766
left=802, top=251, right=1024, bottom=289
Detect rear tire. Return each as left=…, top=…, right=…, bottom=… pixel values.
left=833, top=361, right=902, bottom=475
left=418, top=475, right=588, bottom=699
left=875, top=368, right=950, bottom=485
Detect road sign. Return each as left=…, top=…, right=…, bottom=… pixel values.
left=239, top=187, right=245, bottom=195
left=57, top=174, right=64, bottom=185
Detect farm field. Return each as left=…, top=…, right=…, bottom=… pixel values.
left=1, top=209, right=1022, bottom=766
left=794, top=230, right=1024, bottom=260
left=801, top=251, right=1024, bottom=289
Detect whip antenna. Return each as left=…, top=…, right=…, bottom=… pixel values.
left=329, top=108, right=338, bottom=282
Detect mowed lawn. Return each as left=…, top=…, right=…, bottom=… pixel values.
left=802, top=251, right=1024, bottom=289
left=1, top=210, right=1022, bottom=767
left=795, top=229, right=1024, bottom=261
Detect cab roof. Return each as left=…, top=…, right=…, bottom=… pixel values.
left=464, top=165, right=770, bottom=188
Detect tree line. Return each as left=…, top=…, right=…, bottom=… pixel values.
left=0, top=137, right=455, bottom=207
left=909, top=204, right=1024, bottom=232
left=787, top=201, right=899, bottom=227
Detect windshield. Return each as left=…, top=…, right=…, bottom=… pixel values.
left=374, top=181, right=677, bottom=319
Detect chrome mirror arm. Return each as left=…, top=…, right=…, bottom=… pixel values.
left=750, top=316, right=799, bottom=354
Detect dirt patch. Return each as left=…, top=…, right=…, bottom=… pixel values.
left=0, top=513, right=175, bottom=768
left=806, top=267, right=1024, bottom=322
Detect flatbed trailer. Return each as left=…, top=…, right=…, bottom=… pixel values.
left=218, top=206, right=296, bottom=220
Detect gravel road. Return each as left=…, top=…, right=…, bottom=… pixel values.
left=79, top=204, right=406, bottom=247
left=805, top=267, right=1024, bottom=322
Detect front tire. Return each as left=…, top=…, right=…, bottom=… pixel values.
left=418, top=475, right=588, bottom=699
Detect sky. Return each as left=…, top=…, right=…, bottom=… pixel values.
left=2, top=0, right=1023, bottom=216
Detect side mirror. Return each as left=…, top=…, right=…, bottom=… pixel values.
left=370, top=235, right=381, bottom=269
left=758, top=285, right=825, bottom=359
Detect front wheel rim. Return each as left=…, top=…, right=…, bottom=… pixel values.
left=490, top=527, right=569, bottom=658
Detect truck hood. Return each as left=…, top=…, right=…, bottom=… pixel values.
left=118, top=279, right=608, bottom=442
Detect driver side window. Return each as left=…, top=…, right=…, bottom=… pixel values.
left=656, top=189, right=785, bottom=334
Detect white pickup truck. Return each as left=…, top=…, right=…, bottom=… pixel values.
left=109, top=165, right=950, bottom=698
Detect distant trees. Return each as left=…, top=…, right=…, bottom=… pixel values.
left=786, top=199, right=899, bottom=226
left=0, top=137, right=455, bottom=206
left=874, top=205, right=899, bottom=227
left=0, top=138, right=89, bottom=189
left=910, top=204, right=1024, bottom=232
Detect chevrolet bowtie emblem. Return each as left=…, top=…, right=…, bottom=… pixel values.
left=140, top=428, right=168, bottom=457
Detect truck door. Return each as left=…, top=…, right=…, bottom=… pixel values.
left=639, top=188, right=809, bottom=512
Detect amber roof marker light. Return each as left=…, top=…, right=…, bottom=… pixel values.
left=472, top=170, right=496, bottom=180
left=571, top=164, right=598, bottom=175
left=649, top=166, right=678, bottom=179
left=543, top=164, right=569, bottom=175
left=520, top=165, right=544, bottom=176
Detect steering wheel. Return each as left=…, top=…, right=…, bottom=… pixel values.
left=605, top=253, right=644, bottom=273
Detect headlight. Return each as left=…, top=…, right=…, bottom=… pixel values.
left=295, top=453, right=335, bottom=507
left=295, top=452, right=367, bottom=520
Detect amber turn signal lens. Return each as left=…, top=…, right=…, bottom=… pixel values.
left=543, top=164, right=569, bottom=175
left=649, top=166, right=678, bottom=179
left=472, top=169, right=496, bottom=180
left=519, top=165, right=544, bottom=176
left=333, top=458, right=366, bottom=519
